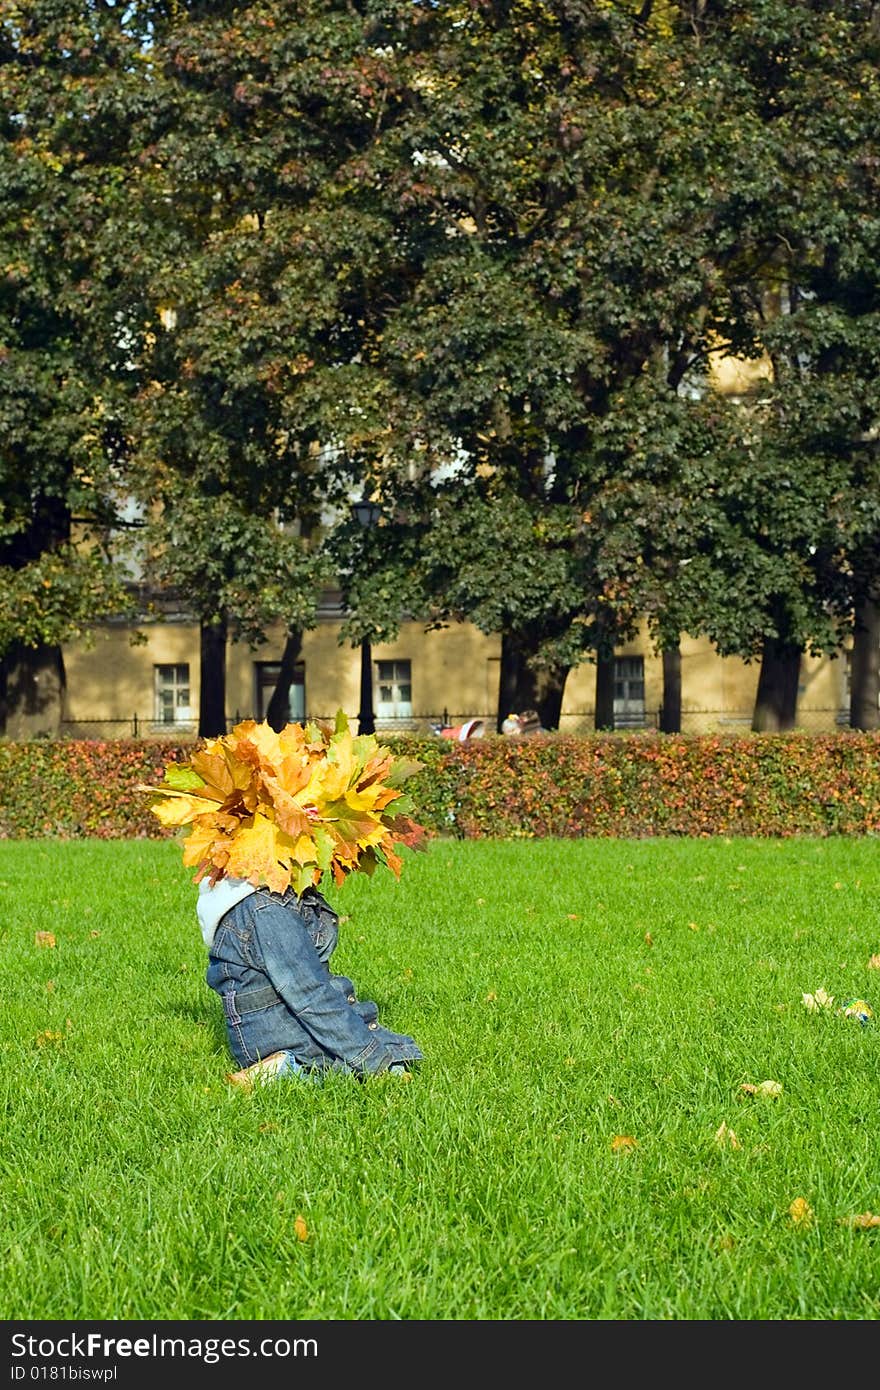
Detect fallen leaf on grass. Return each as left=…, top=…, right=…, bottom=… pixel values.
left=35, top=1030, right=63, bottom=1048
left=610, top=1135, right=637, bottom=1152
left=688, top=922, right=700, bottom=932
left=644, top=931, right=654, bottom=946
left=740, top=1080, right=783, bottom=1099
left=788, top=1197, right=814, bottom=1228
left=867, top=955, right=880, bottom=971
left=714, top=1122, right=740, bottom=1150
left=34, top=932, right=55, bottom=949
left=843, top=1212, right=880, bottom=1229
left=294, top=1214, right=309, bottom=1242
left=89, top=930, right=101, bottom=939
left=607, top=1094, right=620, bottom=1106
left=802, top=988, right=834, bottom=1012
left=45, top=980, right=55, bottom=993
left=259, top=1123, right=278, bottom=1133
left=567, top=913, right=581, bottom=920
left=485, top=990, right=497, bottom=1002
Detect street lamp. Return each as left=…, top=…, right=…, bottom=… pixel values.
left=351, top=495, right=382, bottom=736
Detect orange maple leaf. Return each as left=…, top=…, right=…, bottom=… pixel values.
left=610, top=1135, right=638, bottom=1152
left=844, top=1212, right=880, bottom=1229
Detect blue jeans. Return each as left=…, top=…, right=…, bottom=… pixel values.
left=205, top=886, right=423, bottom=1077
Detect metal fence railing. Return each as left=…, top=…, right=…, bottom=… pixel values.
left=56, top=706, right=856, bottom=740
left=57, top=712, right=498, bottom=739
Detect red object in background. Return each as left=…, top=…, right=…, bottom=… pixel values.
left=439, top=718, right=485, bottom=742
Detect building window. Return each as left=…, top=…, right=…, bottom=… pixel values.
left=154, top=664, right=192, bottom=725
left=376, top=659, right=412, bottom=720
left=614, top=656, right=645, bottom=728
left=255, top=662, right=305, bottom=723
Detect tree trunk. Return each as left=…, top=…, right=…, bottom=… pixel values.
left=199, top=615, right=228, bottom=738
left=751, top=637, right=801, bottom=732
left=495, top=630, right=569, bottom=731
left=850, top=592, right=880, bottom=730
left=595, top=653, right=615, bottom=731
left=660, top=645, right=682, bottom=733
left=356, top=638, right=376, bottom=735
left=0, top=641, right=66, bottom=738
left=266, top=627, right=304, bottom=732
left=497, top=632, right=520, bottom=733
left=532, top=665, right=569, bottom=732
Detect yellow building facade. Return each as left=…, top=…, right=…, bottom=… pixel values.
left=52, top=607, right=850, bottom=741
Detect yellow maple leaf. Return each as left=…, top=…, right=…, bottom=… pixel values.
left=181, top=818, right=230, bottom=872
left=225, top=812, right=289, bottom=892
left=293, top=1214, right=309, bottom=1242
left=145, top=790, right=223, bottom=828
left=788, top=1197, right=814, bottom=1227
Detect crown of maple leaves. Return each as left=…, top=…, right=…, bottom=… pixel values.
left=139, top=711, right=427, bottom=895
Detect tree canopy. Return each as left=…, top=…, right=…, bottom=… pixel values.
left=2, top=0, right=878, bottom=733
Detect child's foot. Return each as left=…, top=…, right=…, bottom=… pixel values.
left=226, top=1051, right=303, bottom=1090
left=386, top=1062, right=414, bottom=1080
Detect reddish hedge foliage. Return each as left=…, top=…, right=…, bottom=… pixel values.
left=1, top=732, right=880, bottom=841
left=440, top=732, right=880, bottom=838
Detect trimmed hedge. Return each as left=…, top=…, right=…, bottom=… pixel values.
left=1, top=732, right=880, bottom=841
left=0, top=736, right=457, bottom=841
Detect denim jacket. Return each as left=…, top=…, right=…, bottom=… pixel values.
left=205, top=885, right=423, bottom=1076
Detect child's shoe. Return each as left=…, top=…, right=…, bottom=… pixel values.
left=386, top=1062, right=414, bottom=1081
left=226, top=1051, right=303, bottom=1090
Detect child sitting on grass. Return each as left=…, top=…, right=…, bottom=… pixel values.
left=199, top=874, right=423, bottom=1088
left=141, top=713, right=428, bottom=1090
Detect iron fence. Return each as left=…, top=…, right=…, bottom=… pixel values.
left=56, top=706, right=856, bottom=740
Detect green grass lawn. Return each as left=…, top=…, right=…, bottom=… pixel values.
left=2, top=834, right=880, bottom=1321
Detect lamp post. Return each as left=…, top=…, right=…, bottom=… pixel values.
left=351, top=496, right=382, bottom=736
